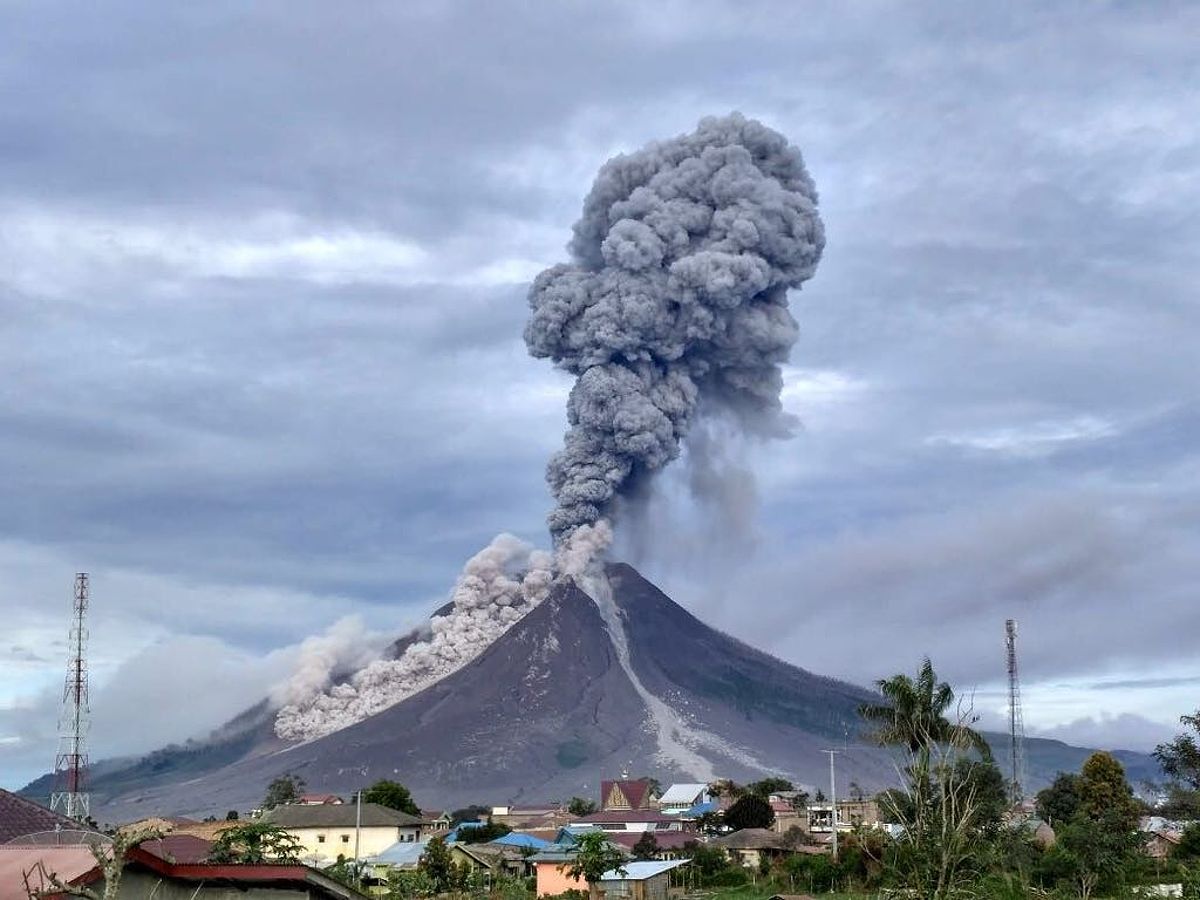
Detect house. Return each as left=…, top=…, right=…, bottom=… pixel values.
left=596, top=859, right=689, bottom=900
left=568, top=809, right=693, bottom=834
left=657, top=784, right=711, bottom=814
left=492, top=805, right=571, bottom=829
left=601, top=779, right=660, bottom=811
left=711, top=828, right=819, bottom=868
left=450, top=842, right=529, bottom=878
left=0, top=789, right=93, bottom=844
left=532, top=839, right=631, bottom=897
left=299, top=793, right=345, bottom=805
left=837, top=798, right=880, bottom=828
left=3, top=834, right=368, bottom=900
left=770, top=799, right=806, bottom=834
left=265, top=802, right=424, bottom=866
left=422, top=809, right=453, bottom=833
left=606, top=830, right=696, bottom=859
left=1146, top=829, right=1183, bottom=860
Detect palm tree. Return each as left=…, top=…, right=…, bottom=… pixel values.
left=858, top=657, right=992, bottom=765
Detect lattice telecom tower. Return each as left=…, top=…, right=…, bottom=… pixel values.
left=1005, top=618, right=1027, bottom=804
left=50, top=573, right=91, bottom=820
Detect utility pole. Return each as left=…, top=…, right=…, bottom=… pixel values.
left=50, top=574, right=91, bottom=821
left=823, top=748, right=841, bottom=860
left=354, top=789, right=363, bottom=876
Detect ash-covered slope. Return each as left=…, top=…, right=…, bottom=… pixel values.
left=53, top=563, right=1158, bottom=821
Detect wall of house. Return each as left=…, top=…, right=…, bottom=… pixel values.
left=536, top=862, right=585, bottom=896
left=118, top=870, right=311, bottom=898
left=285, top=824, right=413, bottom=865
left=602, top=874, right=669, bottom=900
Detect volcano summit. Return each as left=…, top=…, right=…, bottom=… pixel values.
left=37, top=563, right=1158, bottom=820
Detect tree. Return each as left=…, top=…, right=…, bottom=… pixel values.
left=362, top=779, right=421, bottom=816
left=450, top=804, right=491, bottom=825
left=568, top=796, right=598, bottom=816
left=207, top=821, right=302, bottom=864
left=225, top=809, right=239, bottom=821
left=560, top=830, right=627, bottom=900
left=1047, top=815, right=1137, bottom=900
left=681, top=841, right=730, bottom=884
left=858, top=657, right=992, bottom=768
left=1036, top=772, right=1081, bottom=827
left=865, top=667, right=995, bottom=900
left=1157, top=711, right=1200, bottom=791
left=1077, top=752, right=1140, bottom=832
left=747, top=777, right=793, bottom=798
left=951, top=758, right=1009, bottom=833
left=456, top=818, right=511, bottom=843
left=631, top=831, right=659, bottom=860
left=1035, top=753, right=1142, bottom=899
left=1175, top=824, right=1200, bottom=862
left=724, top=794, right=775, bottom=831
left=262, top=772, right=306, bottom=809
left=419, top=836, right=455, bottom=893
left=814, top=788, right=827, bottom=803
left=23, top=828, right=162, bottom=900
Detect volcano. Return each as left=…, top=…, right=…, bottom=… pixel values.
left=25, top=563, right=1160, bottom=820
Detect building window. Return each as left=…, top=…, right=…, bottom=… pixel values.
left=317, top=835, right=326, bottom=843
left=342, top=834, right=351, bottom=843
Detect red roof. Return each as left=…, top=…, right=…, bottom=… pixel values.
left=0, top=790, right=90, bottom=845
left=137, top=834, right=214, bottom=864
left=609, top=831, right=698, bottom=850
left=601, top=779, right=656, bottom=810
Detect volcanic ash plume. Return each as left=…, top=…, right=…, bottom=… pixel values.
left=273, top=525, right=610, bottom=741
left=525, top=113, right=825, bottom=544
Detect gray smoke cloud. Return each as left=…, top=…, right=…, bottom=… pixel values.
left=524, top=113, right=825, bottom=543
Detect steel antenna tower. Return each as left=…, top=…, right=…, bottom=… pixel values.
left=50, top=573, right=91, bottom=820
left=1005, top=618, right=1027, bottom=804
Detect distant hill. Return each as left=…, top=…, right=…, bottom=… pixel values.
left=22, top=562, right=1160, bottom=820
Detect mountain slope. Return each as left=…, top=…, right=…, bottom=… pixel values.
left=26, top=563, right=1161, bottom=820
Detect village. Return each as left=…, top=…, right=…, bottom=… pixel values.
left=2, top=761, right=1197, bottom=900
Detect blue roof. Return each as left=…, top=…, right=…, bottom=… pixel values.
left=490, top=832, right=552, bottom=850
left=683, top=801, right=718, bottom=817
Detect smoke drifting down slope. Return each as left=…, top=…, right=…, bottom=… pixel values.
left=274, top=114, right=824, bottom=741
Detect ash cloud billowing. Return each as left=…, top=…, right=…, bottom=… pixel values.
left=525, top=113, right=825, bottom=543
left=274, top=114, right=823, bottom=741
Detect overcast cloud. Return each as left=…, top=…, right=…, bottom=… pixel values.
left=2, top=1, right=1198, bottom=787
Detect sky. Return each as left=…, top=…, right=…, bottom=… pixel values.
left=2, top=0, right=1198, bottom=789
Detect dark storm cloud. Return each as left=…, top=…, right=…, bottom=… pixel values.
left=2, top=0, right=1199, bottom=784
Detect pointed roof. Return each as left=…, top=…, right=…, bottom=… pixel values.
left=600, top=779, right=657, bottom=810
left=0, top=790, right=90, bottom=845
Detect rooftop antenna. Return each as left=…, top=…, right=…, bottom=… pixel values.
left=50, top=574, right=90, bottom=821
left=1005, top=618, right=1027, bottom=804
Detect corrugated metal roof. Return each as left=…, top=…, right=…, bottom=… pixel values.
left=370, top=841, right=428, bottom=866
left=601, top=860, right=689, bottom=881
left=658, top=784, right=708, bottom=805
left=490, top=832, right=552, bottom=849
